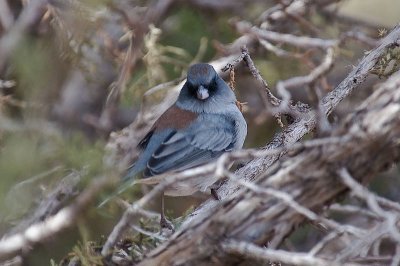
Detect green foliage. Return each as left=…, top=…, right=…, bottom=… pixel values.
left=12, top=36, right=63, bottom=110
left=162, top=8, right=213, bottom=58
left=254, top=59, right=281, bottom=86
left=57, top=218, right=164, bottom=265
left=55, top=203, right=192, bottom=265
left=5, top=0, right=384, bottom=264
left=0, top=130, right=105, bottom=224
left=60, top=241, right=103, bottom=266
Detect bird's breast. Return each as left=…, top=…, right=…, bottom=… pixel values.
left=153, top=105, right=198, bottom=132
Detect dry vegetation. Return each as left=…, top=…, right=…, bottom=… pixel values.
left=0, top=0, right=400, bottom=265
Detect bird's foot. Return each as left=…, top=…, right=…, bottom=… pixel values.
left=209, top=183, right=222, bottom=200
left=160, top=215, right=175, bottom=236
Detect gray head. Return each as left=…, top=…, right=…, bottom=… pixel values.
left=176, top=63, right=237, bottom=113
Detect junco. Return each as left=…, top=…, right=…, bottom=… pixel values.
left=100, top=63, right=247, bottom=207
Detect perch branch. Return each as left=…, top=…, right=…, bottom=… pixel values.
left=136, top=66, right=400, bottom=266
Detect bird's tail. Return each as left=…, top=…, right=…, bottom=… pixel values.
left=97, top=165, right=139, bottom=208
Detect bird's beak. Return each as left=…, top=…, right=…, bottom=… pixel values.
left=196, top=85, right=209, bottom=100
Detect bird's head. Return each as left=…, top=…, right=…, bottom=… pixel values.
left=186, top=63, right=217, bottom=101
left=177, top=63, right=236, bottom=113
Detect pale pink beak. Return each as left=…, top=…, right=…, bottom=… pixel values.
left=196, top=86, right=209, bottom=100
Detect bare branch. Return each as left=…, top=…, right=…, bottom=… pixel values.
left=0, top=175, right=115, bottom=261
left=338, top=168, right=400, bottom=243
left=223, top=240, right=360, bottom=266
left=0, top=0, right=49, bottom=72
left=0, top=0, right=14, bottom=31
left=236, top=21, right=338, bottom=49
left=192, top=24, right=400, bottom=220
left=276, top=47, right=336, bottom=91
left=137, top=68, right=400, bottom=265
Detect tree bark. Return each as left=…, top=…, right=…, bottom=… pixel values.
left=137, top=70, right=400, bottom=265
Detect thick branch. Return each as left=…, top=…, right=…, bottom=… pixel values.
left=137, top=71, right=400, bottom=265
left=192, top=23, right=400, bottom=216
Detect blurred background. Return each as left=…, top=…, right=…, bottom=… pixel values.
left=0, top=0, right=399, bottom=264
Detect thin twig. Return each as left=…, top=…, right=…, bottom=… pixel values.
left=391, top=245, right=400, bottom=266
left=338, top=168, right=400, bottom=243
left=0, top=0, right=49, bottom=72
left=223, top=240, right=360, bottom=266
left=0, top=175, right=115, bottom=261
left=224, top=170, right=365, bottom=237
left=308, top=231, right=340, bottom=256
left=0, top=0, right=14, bottom=31
left=276, top=47, right=336, bottom=91
left=236, top=21, right=338, bottom=49
left=221, top=46, right=281, bottom=107
left=131, top=225, right=166, bottom=241
left=102, top=135, right=355, bottom=254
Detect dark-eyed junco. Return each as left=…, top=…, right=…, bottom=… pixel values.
left=100, top=63, right=247, bottom=207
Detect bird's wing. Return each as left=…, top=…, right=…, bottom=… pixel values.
left=98, top=129, right=174, bottom=208
left=98, top=115, right=236, bottom=207
left=144, top=116, right=236, bottom=176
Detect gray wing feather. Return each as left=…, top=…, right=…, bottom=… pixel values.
left=144, top=115, right=235, bottom=177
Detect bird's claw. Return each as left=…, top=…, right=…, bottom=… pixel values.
left=160, top=215, right=175, bottom=236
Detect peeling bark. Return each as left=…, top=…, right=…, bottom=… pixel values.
left=137, top=71, right=400, bottom=265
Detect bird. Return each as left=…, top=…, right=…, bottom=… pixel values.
left=99, top=63, right=247, bottom=211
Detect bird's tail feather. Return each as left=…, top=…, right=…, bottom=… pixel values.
left=97, top=165, right=139, bottom=208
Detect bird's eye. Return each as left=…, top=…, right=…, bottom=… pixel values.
left=186, top=83, right=197, bottom=95
left=208, top=79, right=217, bottom=92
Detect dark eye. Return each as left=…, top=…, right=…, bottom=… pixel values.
left=208, top=79, right=217, bottom=92
left=185, top=82, right=197, bottom=96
